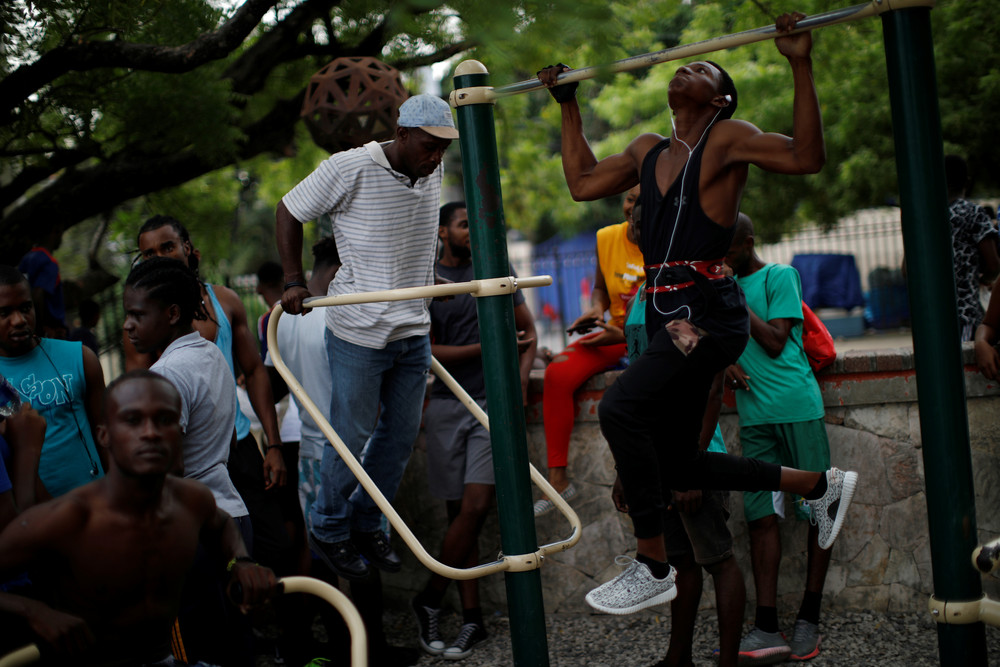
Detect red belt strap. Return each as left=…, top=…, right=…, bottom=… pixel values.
left=645, top=259, right=726, bottom=294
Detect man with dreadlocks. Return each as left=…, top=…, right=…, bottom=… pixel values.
left=538, top=12, right=860, bottom=628
left=123, top=257, right=256, bottom=666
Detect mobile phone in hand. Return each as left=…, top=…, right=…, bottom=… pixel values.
left=566, top=317, right=599, bottom=335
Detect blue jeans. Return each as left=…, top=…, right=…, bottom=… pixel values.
left=309, top=330, right=430, bottom=543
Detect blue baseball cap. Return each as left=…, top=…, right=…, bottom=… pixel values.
left=397, top=94, right=459, bottom=139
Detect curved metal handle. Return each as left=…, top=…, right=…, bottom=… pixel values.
left=0, top=576, right=367, bottom=667
left=268, top=275, right=578, bottom=579
left=0, top=645, right=39, bottom=667
left=428, top=357, right=582, bottom=558
left=281, top=576, right=367, bottom=666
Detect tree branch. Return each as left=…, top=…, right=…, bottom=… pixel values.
left=225, top=0, right=344, bottom=95
left=388, top=40, right=476, bottom=72
left=0, top=0, right=278, bottom=119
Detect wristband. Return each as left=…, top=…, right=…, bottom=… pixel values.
left=266, top=444, right=283, bottom=451
left=226, top=556, right=256, bottom=572
left=283, top=280, right=307, bottom=291
left=537, top=63, right=578, bottom=104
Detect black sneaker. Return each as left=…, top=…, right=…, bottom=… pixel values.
left=352, top=529, right=402, bottom=572
left=411, top=597, right=445, bottom=655
left=443, top=622, right=488, bottom=660
left=308, top=532, right=369, bottom=580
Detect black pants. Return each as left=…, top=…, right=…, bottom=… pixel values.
left=598, top=328, right=782, bottom=539
left=228, top=434, right=293, bottom=571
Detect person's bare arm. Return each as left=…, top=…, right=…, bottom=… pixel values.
left=197, top=487, right=277, bottom=612
left=275, top=201, right=311, bottom=315
left=81, top=346, right=108, bottom=472
left=514, top=302, right=538, bottom=406
left=975, top=276, right=1000, bottom=380
left=538, top=65, right=655, bottom=201
left=0, top=496, right=95, bottom=653
left=4, top=404, right=46, bottom=515
left=725, top=13, right=825, bottom=176
left=219, top=287, right=286, bottom=490
left=568, top=245, right=612, bottom=336
left=978, top=237, right=1000, bottom=284
left=749, top=310, right=795, bottom=358
left=431, top=342, right=482, bottom=366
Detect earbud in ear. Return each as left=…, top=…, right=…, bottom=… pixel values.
left=723, top=94, right=732, bottom=103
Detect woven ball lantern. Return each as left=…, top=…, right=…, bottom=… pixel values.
left=301, top=57, right=409, bottom=153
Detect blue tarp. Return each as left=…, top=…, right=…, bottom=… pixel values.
left=791, top=253, right=865, bottom=310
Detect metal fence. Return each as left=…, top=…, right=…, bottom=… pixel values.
left=758, top=207, right=905, bottom=294
left=92, top=207, right=923, bottom=375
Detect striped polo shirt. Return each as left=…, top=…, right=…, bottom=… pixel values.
left=282, top=141, right=443, bottom=349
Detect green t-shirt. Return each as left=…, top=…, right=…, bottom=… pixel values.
left=624, top=283, right=727, bottom=454
left=734, top=264, right=824, bottom=426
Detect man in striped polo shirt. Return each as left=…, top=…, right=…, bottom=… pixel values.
left=275, top=94, right=458, bottom=581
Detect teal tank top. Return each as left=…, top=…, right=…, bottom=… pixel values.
left=205, top=284, right=251, bottom=440
left=0, top=339, right=103, bottom=495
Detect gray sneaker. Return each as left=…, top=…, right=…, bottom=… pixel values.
left=533, top=483, right=578, bottom=517
left=788, top=619, right=821, bottom=661
left=804, top=467, right=858, bottom=549
left=585, top=556, right=677, bottom=615
left=738, top=626, right=792, bottom=665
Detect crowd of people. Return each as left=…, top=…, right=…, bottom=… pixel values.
left=4, top=9, right=999, bottom=667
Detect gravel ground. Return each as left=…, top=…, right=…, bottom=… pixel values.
left=379, top=608, right=1000, bottom=667
left=257, top=605, right=1000, bottom=666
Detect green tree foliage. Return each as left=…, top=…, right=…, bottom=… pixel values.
left=0, top=0, right=618, bottom=273
left=495, top=0, right=1000, bottom=243
left=3, top=0, right=997, bottom=277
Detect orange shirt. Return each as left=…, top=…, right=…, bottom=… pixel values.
left=596, top=221, right=645, bottom=329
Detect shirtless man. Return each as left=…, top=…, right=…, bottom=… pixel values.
left=539, top=12, right=858, bottom=617
left=0, top=371, right=277, bottom=666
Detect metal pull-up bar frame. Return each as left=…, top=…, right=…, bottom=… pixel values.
left=450, top=0, right=986, bottom=664
left=267, top=275, right=582, bottom=581
left=0, top=576, right=368, bottom=667
left=452, top=0, right=934, bottom=107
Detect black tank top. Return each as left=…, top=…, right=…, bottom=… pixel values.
left=638, top=134, right=749, bottom=353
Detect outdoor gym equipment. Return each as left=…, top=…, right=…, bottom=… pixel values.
left=448, top=0, right=980, bottom=664
left=0, top=576, right=368, bottom=667
left=266, top=276, right=583, bottom=582
left=6, top=1, right=969, bottom=664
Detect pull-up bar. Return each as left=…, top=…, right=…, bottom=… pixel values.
left=451, top=0, right=985, bottom=664
left=267, top=275, right=583, bottom=581
left=451, top=0, right=934, bottom=106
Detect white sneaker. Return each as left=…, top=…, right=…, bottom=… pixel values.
left=804, top=467, right=858, bottom=549
left=585, top=556, right=677, bottom=615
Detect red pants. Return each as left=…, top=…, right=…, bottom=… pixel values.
left=542, top=333, right=627, bottom=469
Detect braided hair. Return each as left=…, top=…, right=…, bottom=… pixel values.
left=125, top=257, right=207, bottom=327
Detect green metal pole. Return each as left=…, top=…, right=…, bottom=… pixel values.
left=881, top=7, right=987, bottom=665
left=451, top=60, right=550, bottom=667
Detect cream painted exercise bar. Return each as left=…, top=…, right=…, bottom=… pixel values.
left=266, top=275, right=583, bottom=581
left=0, top=576, right=368, bottom=667
left=451, top=0, right=934, bottom=106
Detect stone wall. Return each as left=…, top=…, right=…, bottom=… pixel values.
left=384, top=344, right=1000, bottom=617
